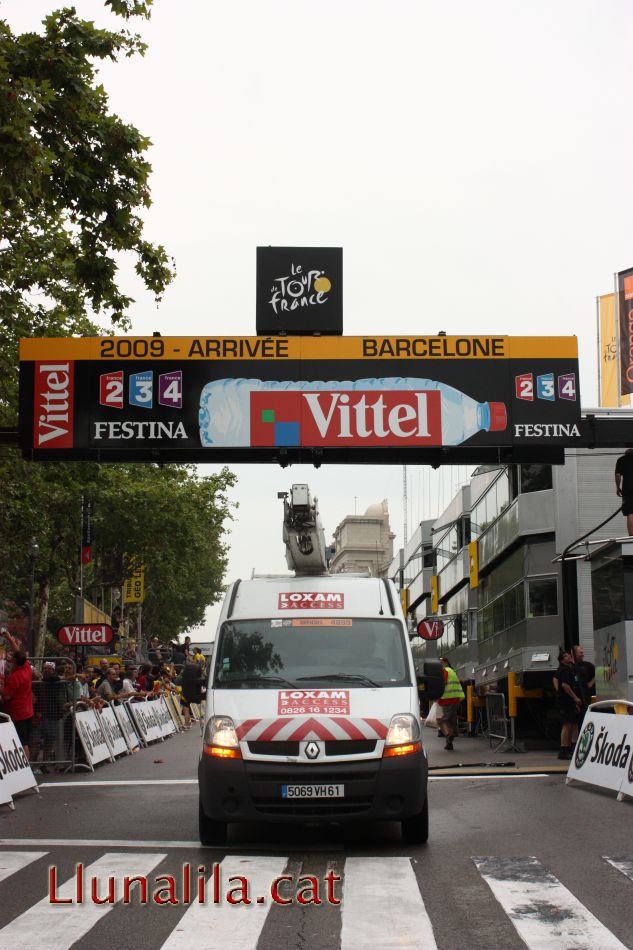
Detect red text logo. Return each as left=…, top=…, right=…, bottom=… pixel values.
left=34, top=362, right=74, bottom=448
left=278, top=592, right=344, bottom=610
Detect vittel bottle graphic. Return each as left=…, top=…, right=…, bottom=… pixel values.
left=198, top=377, right=507, bottom=448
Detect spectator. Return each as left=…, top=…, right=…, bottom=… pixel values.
left=572, top=645, right=596, bottom=718
left=92, top=659, right=110, bottom=690
left=122, top=666, right=143, bottom=695
left=615, top=448, right=633, bottom=535
left=179, top=661, right=205, bottom=729
left=437, top=656, right=465, bottom=751
left=0, top=642, right=34, bottom=759
left=556, top=648, right=582, bottom=759
left=148, top=637, right=163, bottom=665
left=182, top=635, right=192, bottom=659
left=38, top=662, right=64, bottom=769
left=171, top=642, right=186, bottom=671
left=137, top=663, right=154, bottom=692
left=97, top=667, right=119, bottom=701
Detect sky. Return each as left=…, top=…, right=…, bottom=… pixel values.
left=4, top=0, right=633, bottom=639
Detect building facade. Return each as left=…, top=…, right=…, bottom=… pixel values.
left=330, top=500, right=395, bottom=577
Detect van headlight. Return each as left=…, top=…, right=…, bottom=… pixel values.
left=203, top=716, right=241, bottom=759
left=383, top=714, right=421, bottom=758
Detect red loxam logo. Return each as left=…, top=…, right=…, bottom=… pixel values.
left=278, top=592, right=344, bottom=609
left=34, top=362, right=74, bottom=448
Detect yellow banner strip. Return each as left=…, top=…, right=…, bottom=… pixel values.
left=19, top=335, right=578, bottom=362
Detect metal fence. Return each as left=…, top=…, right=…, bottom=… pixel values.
left=485, top=692, right=509, bottom=751
left=30, top=656, right=83, bottom=773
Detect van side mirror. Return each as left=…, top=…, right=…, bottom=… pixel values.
left=416, top=659, right=444, bottom=700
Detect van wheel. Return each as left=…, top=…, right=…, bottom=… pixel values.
left=401, top=797, right=429, bottom=845
left=199, top=798, right=227, bottom=846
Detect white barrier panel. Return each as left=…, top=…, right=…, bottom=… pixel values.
left=567, top=706, right=633, bottom=802
left=0, top=721, right=38, bottom=802
left=157, top=697, right=177, bottom=736
left=98, top=706, right=129, bottom=758
left=74, top=708, right=112, bottom=766
left=127, top=699, right=163, bottom=744
left=114, top=703, right=141, bottom=752
left=165, top=693, right=184, bottom=729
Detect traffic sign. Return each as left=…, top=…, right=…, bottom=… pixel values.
left=57, top=623, right=113, bottom=646
left=418, top=619, right=444, bottom=641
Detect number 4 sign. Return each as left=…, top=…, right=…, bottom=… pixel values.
left=558, top=373, right=577, bottom=401
left=159, top=371, right=183, bottom=409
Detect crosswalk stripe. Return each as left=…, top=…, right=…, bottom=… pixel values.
left=0, top=851, right=166, bottom=950
left=605, top=856, right=633, bottom=882
left=162, top=855, right=288, bottom=950
left=0, top=852, right=47, bottom=884
left=474, top=856, right=628, bottom=950
left=341, top=857, right=436, bottom=950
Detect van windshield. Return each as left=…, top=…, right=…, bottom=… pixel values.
left=214, top=618, right=410, bottom=688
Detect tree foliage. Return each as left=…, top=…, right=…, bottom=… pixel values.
left=0, top=3, right=234, bottom=648
left=0, top=456, right=236, bottom=646
left=0, top=1, right=174, bottom=425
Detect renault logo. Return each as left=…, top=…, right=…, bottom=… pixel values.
left=305, top=741, right=320, bottom=760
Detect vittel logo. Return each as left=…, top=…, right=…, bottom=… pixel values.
left=34, top=361, right=74, bottom=448
left=278, top=592, right=344, bottom=610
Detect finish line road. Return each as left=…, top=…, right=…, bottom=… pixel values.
left=0, top=730, right=630, bottom=949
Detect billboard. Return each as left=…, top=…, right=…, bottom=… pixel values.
left=256, top=247, right=343, bottom=335
left=19, top=335, right=580, bottom=464
left=618, top=267, right=633, bottom=395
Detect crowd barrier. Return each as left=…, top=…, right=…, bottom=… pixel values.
left=1, top=689, right=202, bottom=810
left=566, top=699, right=633, bottom=803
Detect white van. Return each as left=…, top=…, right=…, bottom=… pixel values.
left=198, top=573, right=442, bottom=844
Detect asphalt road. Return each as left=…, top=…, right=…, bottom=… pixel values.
left=0, top=728, right=631, bottom=949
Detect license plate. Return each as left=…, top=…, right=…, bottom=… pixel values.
left=281, top=784, right=344, bottom=799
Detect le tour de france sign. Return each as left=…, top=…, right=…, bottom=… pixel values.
left=18, top=335, right=580, bottom=465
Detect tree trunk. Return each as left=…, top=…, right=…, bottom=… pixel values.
left=34, top=577, right=50, bottom=658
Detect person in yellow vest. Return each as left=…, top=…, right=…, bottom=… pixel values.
left=438, top=656, right=465, bottom=751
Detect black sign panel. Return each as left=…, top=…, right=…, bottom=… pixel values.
left=618, top=266, right=633, bottom=395
left=18, top=335, right=581, bottom=465
left=256, top=247, right=343, bottom=336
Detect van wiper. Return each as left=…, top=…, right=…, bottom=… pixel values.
left=296, top=673, right=382, bottom=688
left=218, top=674, right=296, bottom=689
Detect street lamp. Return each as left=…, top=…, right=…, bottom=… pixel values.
left=27, top=540, right=39, bottom=657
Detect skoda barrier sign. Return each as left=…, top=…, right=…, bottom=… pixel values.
left=566, top=708, right=633, bottom=802
left=19, top=335, right=581, bottom=464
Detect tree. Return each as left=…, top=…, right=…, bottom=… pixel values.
left=0, top=4, right=235, bottom=650
left=0, top=0, right=174, bottom=425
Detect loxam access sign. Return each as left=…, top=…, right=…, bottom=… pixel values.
left=18, top=335, right=580, bottom=465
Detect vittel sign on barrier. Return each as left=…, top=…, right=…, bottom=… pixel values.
left=57, top=624, right=113, bottom=646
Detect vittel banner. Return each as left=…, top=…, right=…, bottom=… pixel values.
left=18, top=335, right=581, bottom=463
left=33, top=360, right=74, bottom=448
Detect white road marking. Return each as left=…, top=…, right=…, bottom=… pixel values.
left=38, top=780, right=197, bottom=787
left=474, top=856, right=628, bottom=950
left=341, top=857, right=436, bottom=950
left=162, top=855, right=288, bottom=950
left=430, top=774, right=548, bottom=780
left=0, top=852, right=47, bottom=883
left=604, top=856, right=633, bottom=882
left=0, top=851, right=166, bottom=950
left=0, top=839, right=203, bottom=849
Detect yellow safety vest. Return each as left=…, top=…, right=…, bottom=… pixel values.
left=442, top=667, right=465, bottom=701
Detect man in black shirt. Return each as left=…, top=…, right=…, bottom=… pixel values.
left=614, top=449, right=633, bottom=535
left=555, top=650, right=582, bottom=759
left=572, top=645, right=596, bottom=716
